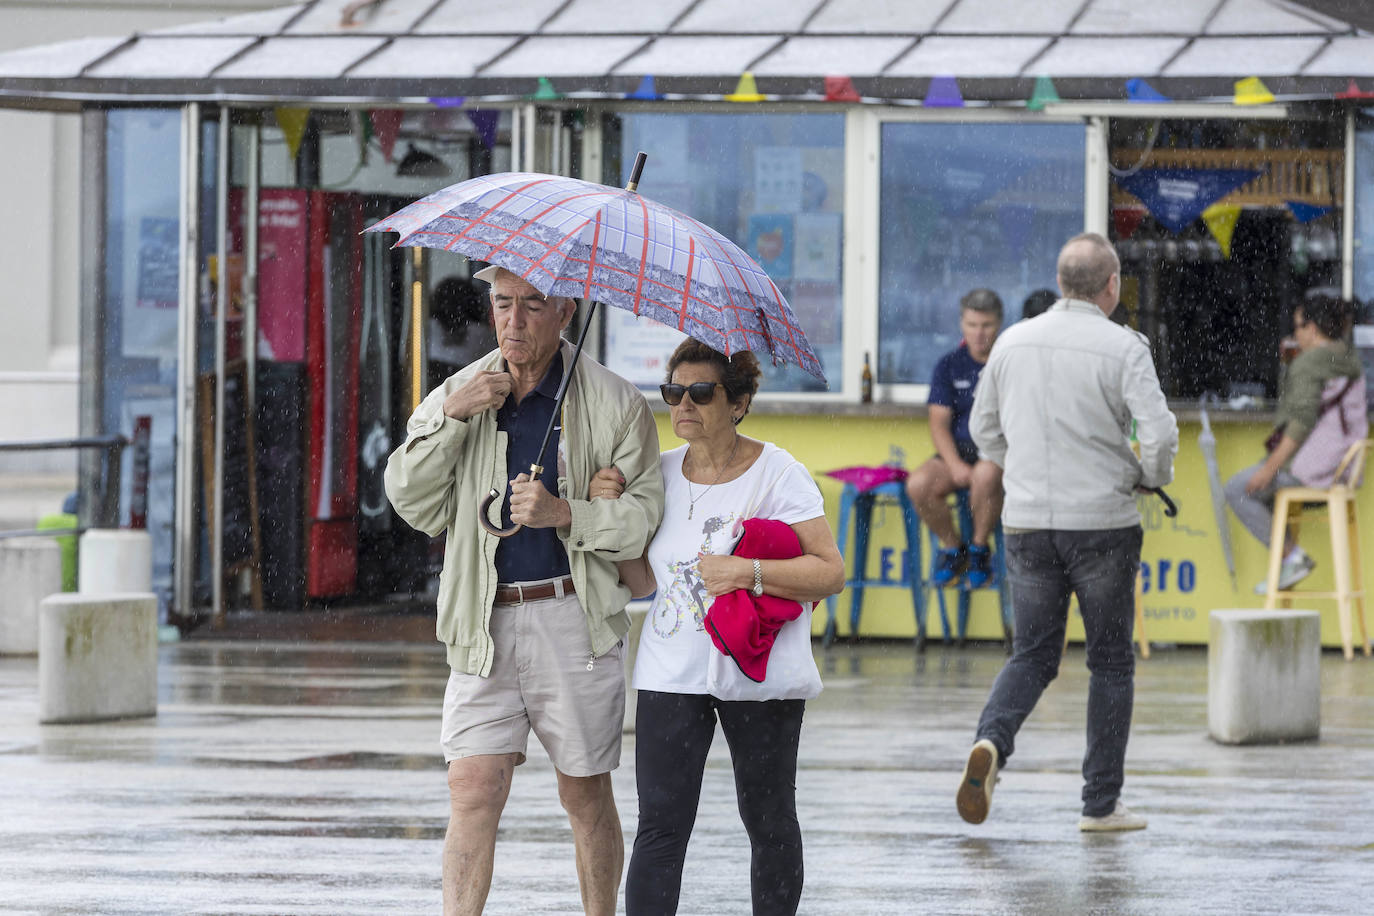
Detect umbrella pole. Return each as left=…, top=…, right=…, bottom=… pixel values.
left=478, top=302, right=601, bottom=538
left=479, top=153, right=648, bottom=538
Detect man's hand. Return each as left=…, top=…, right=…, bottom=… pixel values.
left=948, top=459, right=974, bottom=490
left=509, top=473, right=572, bottom=528
left=588, top=466, right=626, bottom=501
left=443, top=371, right=512, bottom=421
left=697, top=554, right=751, bottom=597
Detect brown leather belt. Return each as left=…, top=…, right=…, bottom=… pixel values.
left=493, top=576, right=576, bottom=605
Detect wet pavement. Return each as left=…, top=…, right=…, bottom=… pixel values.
left=1, top=635, right=1371, bottom=915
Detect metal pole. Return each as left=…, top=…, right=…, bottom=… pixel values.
left=78, top=110, right=107, bottom=531
left=1084, top=116, right=1109, bottom=236
left=511, top=104, right=522, bottom=172
left=174, top=102, right=201, bottom=621
left=1343, top=108, right=1356, bottom=301
left=213, top=106, right=230, bottom=625
left=245, top=119, right=261, bottom=412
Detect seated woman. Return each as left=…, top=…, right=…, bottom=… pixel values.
left=1224, top=295, right=1368, bottom=593
left=588, top=339, right=844, bottom=916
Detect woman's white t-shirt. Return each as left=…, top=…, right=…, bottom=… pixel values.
left=632, top=440, right=825, bottom=701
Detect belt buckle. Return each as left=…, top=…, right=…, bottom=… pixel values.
left=513, top=583, right=526, bottom=605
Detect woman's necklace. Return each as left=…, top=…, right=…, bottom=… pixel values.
left=685, top=433, right=740, bottom=520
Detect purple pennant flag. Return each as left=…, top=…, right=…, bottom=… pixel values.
left=428, top=96, right=466, bottom=108
left=1113, top=168, right=1262, bottom=233
left=924, top=75, right=963, bottom=107
left=1285, top=200, right=1332, bottom=223
left=467, top=110, right=499, bottom=151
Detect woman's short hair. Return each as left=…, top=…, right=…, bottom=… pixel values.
left=1298, top=295, right=1354, bottom=341
left=665, top=339, right=762, bottom=424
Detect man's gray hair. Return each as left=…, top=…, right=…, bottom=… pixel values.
left=959, top=288, right=1004, bottom=322
left=1057, top=232, right=1119, bottom=300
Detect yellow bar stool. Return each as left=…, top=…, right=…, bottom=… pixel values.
left=1263, top=438, right=1373, bottom=660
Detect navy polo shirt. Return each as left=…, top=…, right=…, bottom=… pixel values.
left=927, top=343, right=985, bottom=454
left=494, top=352, right=571, bottom=584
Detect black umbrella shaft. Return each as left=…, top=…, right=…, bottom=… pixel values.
left=627, top=151, right=648, bottom=192
left=529, top=300, right=599, bottom=475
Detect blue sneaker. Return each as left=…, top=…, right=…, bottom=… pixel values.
left=932, top=545, right=968, bottom=587
left=965, top=545, right=993, bottom=588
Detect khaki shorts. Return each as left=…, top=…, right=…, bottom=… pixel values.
left=440, top=591, right=625, bottom=777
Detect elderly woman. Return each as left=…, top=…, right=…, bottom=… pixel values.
left=1224, top=295, right=1367, bottom=593
left=591, top=339, right=844, bottom=916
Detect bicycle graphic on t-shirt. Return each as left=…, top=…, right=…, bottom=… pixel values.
left=652, top=512, right=740, bottom=639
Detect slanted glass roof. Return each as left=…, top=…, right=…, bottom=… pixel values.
left=0, top=0, right=1370, bottom=109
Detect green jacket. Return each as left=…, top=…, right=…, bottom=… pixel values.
left=384, top=339, right=664, bottom=675
left=1276, top=340, right=1363, bottom=447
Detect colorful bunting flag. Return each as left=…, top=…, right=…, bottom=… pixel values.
left=1233, top=77, right=1274, bottom=106
left=725, top=72, right=764, bottom=103
left=467, top=110, right=499, bottom=152
left=531, top=78, right=562, bottom=101
left=1336, top=79, right=1374, bottom=100
left=1112, top=207, right=1147, bottom=240
left=1026, top=75, right=1060, bottom=111
left=824, top=75, right=861, bottom=103
left=1202, top=203, right=1242, bottom=258
left=370, top=110, right=403, bottom=163
left=428, top=96, right=466, bottom=108
left=1125, top=78, right=1169, bottom=103
left=923, top=75, right=964, bottom=108
left=1113, top=168, right=1261, bottom=234
left=628, top=75, right=662, bottom=100
left=274, top=107, right=310, bottom=161
left=1286, top=201, right=1332, bottom=223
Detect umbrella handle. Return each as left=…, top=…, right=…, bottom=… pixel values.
left=1151, top=487, right=1178, bottom=518
left=479, top=487, right=522, bottom=538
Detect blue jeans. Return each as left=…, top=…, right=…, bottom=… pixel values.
left=975, top=526, right=1143, bottom=817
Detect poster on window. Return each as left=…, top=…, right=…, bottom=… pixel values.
left=602, top=309, right=686, bottom=388
left=747, top=214, right=794, bottom=281
left=121, top=217, right=180, bottom=358
left=754, top=147, right=802, bottom=214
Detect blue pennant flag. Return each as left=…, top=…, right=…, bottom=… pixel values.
left=1113, top=168, right=1262, bottom=233
left=1126, top=78, right=1170, bottom=103
left=1285, top=200, right=1332, bottom=223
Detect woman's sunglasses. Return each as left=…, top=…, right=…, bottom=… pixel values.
left=660, top=382, right=721, bottom=406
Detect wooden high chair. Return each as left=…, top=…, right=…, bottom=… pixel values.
left=1264, top=438, right=1372, bottom=660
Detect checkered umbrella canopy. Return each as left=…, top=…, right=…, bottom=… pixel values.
left=366, top=171, right=826, bottom=382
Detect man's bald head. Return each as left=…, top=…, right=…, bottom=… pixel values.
left=1056, top=233, right=1120, bottom=304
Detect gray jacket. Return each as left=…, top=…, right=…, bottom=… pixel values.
left=969, top=298, right=1178, bottom=530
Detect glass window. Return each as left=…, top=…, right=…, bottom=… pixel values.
left=608, top=111, right=844, bottom=393
left=878, top=121, right=1084, bottom=385
left=103, top=108, right=182, bottom=613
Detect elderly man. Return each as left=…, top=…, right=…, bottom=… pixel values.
left=957, top=233, right=1177, bottom=833
left=385, top=266, right=664, bottom=915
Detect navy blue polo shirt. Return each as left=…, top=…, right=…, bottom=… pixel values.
left=494, top=352, right=571, bottom=584
left=927, top=343, right=985, bottom=458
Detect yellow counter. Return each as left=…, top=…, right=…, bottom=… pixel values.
left=652, top=407, right=1372, bottom=650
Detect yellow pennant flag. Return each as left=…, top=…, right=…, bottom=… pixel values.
left=725, top=71, right=764, bottom=102
left=274, top=107, right=310, bottom=160
left=1203, top=203, right=1242, bottom=258
left=1233, top=77, right=1275, bottom=106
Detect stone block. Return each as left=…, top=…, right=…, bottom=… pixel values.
left=0, top=537, right=63, bottom=655
left=39, top=592, right=157, bottom=724
left=1208, top=609, right=1320, bottom=745
left=78, top=529, right=152, bottom=595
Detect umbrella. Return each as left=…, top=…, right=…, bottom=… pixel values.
left=366, top=152, right=826, bottom=537
left=1198, top=393, right=1238, bottom=590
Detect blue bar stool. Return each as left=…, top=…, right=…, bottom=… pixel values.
left=823, top=479, right=927, bottom=648
left=925, top=489, right=1013, bottom=650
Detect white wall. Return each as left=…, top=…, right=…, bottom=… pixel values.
left=0, top=1, right=278, bottom=458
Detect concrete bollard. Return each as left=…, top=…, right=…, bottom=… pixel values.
left=1208, top=609, right=1320, bottom=745
left=39, top=592, right=157, bottom=724
left=0, top=538, right=63, bottom=655
left=78, top=529, right=152, bottom=595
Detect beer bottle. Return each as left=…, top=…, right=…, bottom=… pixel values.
left=861, top=352, right=874, bottom=403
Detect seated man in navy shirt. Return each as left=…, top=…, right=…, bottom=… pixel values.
left=905, top=289, right=1005, bottom=588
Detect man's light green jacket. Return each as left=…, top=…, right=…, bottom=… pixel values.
left=384, top=339, right=664, bottom=675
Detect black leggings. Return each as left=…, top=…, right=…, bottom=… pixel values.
left=625, top=690, right=805, bottom=916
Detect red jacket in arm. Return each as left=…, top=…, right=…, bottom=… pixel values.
left=704, top=518, right=804, bottom=684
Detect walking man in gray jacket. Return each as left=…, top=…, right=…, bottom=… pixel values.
left=956, top=232, right=1178, bottom=832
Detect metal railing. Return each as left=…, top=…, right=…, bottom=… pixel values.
left=0, top=434, right=128, bottom=540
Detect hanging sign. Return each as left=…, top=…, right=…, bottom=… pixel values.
left=1113, top=168, right=1261, bottom=233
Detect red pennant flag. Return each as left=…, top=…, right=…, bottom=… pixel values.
left=370, top=110, right=403, bottom=163
left=824, top=75, right=861, bottom=103
left=1112, top=207, right=1147, bottom=240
